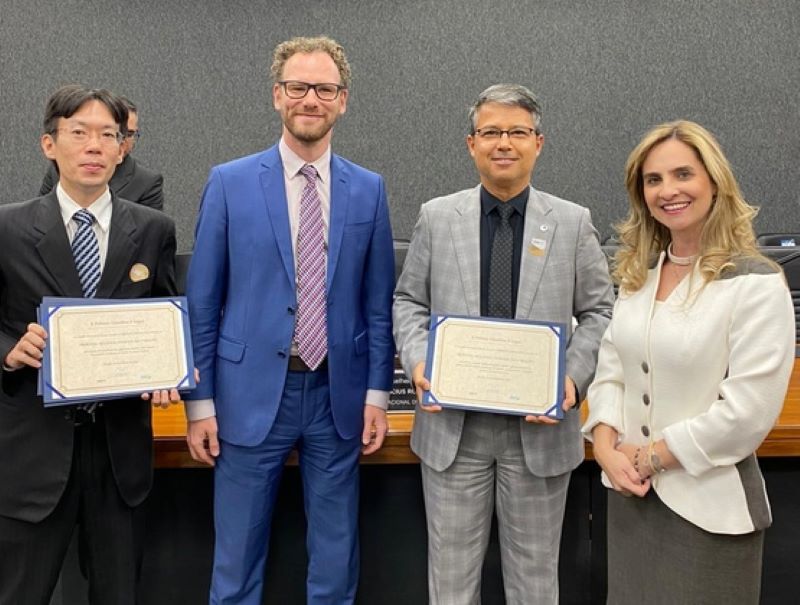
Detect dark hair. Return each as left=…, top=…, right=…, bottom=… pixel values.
left=43, top=85, right=129, bottom=137
left=469, top=84, right=543, bottom=134
left=117, top=95, right=137, bottom=114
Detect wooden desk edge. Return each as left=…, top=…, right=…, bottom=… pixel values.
left=154, top=411, right=800, bottom=469
left=157, top=355, right=800, bottom=467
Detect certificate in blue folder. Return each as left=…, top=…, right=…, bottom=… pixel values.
left=422, top=314, right=567, bottom=419
left=39, top=296, right=196, bottom=406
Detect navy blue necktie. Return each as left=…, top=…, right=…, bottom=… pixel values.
left=71, top=209, right=101, bottom=298
left=70, top=209, right=102, bottom=415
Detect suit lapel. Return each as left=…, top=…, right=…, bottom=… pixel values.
left=450, top=186, right=482, bottom=316
left=327, top=155, right=349, bottom=292
left=33, top=193, right=83, bottom=297
left=109, top=155, right=134, bottom=194
left=96, top=197, right=138, bottom=297
left=517, top=188, right=556, bottom=318
left=260, top=147, right=296, bottom=286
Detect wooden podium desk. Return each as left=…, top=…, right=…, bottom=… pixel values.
left=153, top=361, right=800, bottom=468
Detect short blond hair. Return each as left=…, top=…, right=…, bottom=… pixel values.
left=270, top=36, right=351, bottom=88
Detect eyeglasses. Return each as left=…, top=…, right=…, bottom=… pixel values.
left=125, top=130, right=141, bottom=141
left=474, top=127, right=538, bottom=141
left=278, top=80, right=345, bottom=101
left=51, top=127, right=124, bottom=146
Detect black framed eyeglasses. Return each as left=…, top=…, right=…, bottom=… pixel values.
left=474, top=127, right=538, bottom=141
left=279, top=80, right=345, bottom=101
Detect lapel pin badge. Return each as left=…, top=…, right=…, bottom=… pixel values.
left=129, top=263, right=150, bottom=282
left=528, top=237, right=547, bottom=257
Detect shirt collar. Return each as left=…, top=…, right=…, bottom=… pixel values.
left=480, top=185, right=529, bottom=217
left=279, top=137, right=331, bottom=185
left=56, top=183, right=113, bottom=234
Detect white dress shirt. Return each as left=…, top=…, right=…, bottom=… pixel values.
left=57, top=183, right=112, bottom=270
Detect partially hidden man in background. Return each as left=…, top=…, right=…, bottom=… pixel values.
left=184, top=37, right=395, bottom=604
left=0, top=85, right=178, bottom=605
left=393, top=84, right=614, bottom=605
left=40, top=95, right=164, bottom=211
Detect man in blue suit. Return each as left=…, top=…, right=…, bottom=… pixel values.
left=184, top=36, right=395, bottom=605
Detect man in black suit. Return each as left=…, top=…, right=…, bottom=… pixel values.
left=0, top=85, right=178, bottom=605
left=40, top=96, right=165, bottom=210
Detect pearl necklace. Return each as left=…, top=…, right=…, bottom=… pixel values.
left=667, top=243, right=697, bottom=266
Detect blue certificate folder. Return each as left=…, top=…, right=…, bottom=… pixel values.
left=38, top=296, right=196, bottom=406
left=422, top=314, right=567, bottom=419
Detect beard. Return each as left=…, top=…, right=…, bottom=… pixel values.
left=284, top=112, right=337, bottom=144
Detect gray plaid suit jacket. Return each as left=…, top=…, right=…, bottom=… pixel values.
left=393, top=185, right=614, bottom=476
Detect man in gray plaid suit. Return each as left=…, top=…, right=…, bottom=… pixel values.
left=393, top=84, right=614, bottom=604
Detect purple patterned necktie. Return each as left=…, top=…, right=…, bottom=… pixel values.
left=294, top=165, right=328, bottom=369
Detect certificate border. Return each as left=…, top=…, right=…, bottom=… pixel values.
left=422, top=314, right=567, bottom=419
left=39, top=296, right=196, bottom=406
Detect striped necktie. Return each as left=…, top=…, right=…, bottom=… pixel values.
left=71, top=209, right=102, bottom=414
left=294, top=165, right=328, bottom=370
left=71, top=209, right=101, bottom=298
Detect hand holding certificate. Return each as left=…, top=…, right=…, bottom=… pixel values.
left=39, top=297, right=196, bottom=406
left=422, top=314, right=567, bottom=419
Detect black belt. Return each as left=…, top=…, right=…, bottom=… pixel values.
left=288, top=356, right=327, bottom=372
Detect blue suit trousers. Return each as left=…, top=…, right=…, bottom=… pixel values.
left=210, top=369, right=361, bottom=605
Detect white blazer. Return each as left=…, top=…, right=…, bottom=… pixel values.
left=583, top=253, right=795, bottom=534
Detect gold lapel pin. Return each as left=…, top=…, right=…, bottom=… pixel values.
left=129, top=263, right=150, bottom=282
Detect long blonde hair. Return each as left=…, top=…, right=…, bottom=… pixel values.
left=614, top=120, right=765, bottom=292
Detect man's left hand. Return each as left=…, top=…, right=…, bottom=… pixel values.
left=524, top=375, right=577, bottom=425
left=362, top=405, right=388, bottom=455
left=141, top=368, right=199, bottom=409
left=141, top=388, right=182, bottom=409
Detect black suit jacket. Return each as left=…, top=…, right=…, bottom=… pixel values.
left=41, top=155, right=164, bottom=211
left=0, top=193, right=176, bottom=522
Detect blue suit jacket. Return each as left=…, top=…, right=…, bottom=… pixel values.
left=185, top=145, right=395, bottom=446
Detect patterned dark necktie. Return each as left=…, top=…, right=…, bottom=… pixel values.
left=71, top=209, right=102, bottom=414
left=487, top=203, right=514, bottom=318
left=294, top=165, right=328, bottom=370
left=71, top=209, right=101, bottom=298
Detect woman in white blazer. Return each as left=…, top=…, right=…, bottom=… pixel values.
left=582, top=120, right=795, bottom=604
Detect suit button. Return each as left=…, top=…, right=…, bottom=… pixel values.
left=641, top=425, right=650, bottom=437
left=277, top=351, right=287, bottom=358
left=641, top=361, right=649, bottom=373
left=64, top=409, right=74, bottom=421
left=287, top=307, right=295, bottom=315
left=642, top=393, right=650, bottom=406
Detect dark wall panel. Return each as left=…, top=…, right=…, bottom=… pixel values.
left=2, top=1, right=798, bottom=249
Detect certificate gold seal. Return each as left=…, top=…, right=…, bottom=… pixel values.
left=129, top=263, right=150, bottom=282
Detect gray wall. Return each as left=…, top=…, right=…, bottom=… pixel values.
left=2, top=0, right=798, bottom=250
